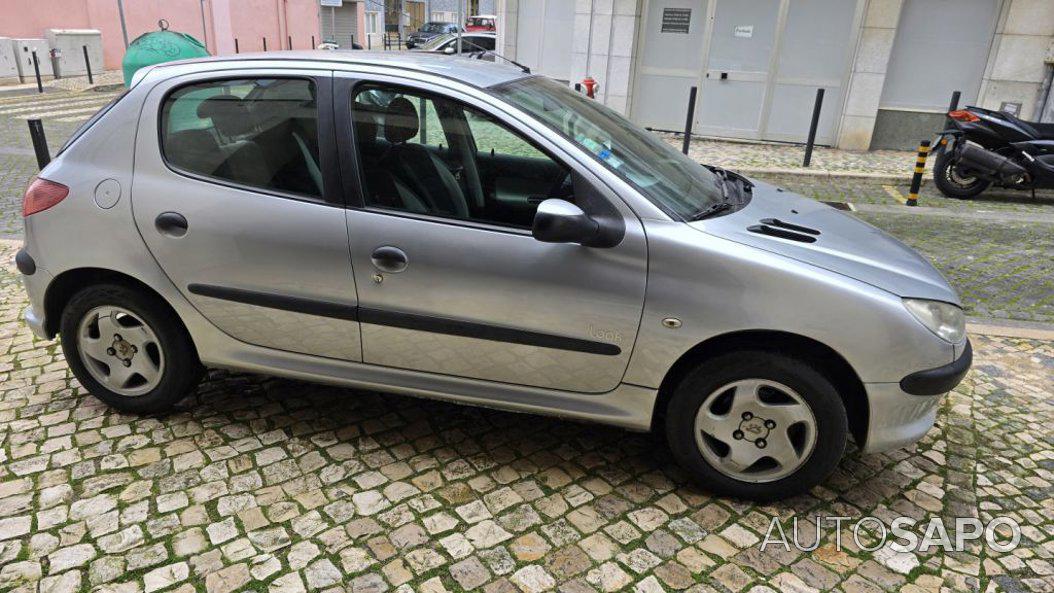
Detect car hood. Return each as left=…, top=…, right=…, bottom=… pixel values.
left=690, top=180, right=960, bottom=304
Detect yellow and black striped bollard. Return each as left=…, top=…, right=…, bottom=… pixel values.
left=906, top=140, right=931, bottom=207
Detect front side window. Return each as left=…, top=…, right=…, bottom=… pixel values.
left=492, top=76, right=725, bottom=219
left=351, top=85, right=571, bottom=229
left=160, top=78, right=322, bottom=198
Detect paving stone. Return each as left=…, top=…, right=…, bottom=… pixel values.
left=0, top=204, right=1045, bottom=593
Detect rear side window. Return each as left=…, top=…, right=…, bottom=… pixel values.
left=160, top=78, right=322, bottom=198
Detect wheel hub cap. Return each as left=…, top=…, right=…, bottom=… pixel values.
left=694, top=379, right=818, bottom=483
left=77, top=306, right=164, bottom=397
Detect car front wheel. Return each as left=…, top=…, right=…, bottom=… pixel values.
left=60, top=284, right=203, bottom=414
left=666, top=351, right=848, bottom=501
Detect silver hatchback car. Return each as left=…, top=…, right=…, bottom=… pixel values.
left=18, top=53, right=971, bottom=500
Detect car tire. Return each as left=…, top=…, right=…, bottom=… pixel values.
left=933, top=150, right=990, bottom=199
left=665, top=351, right=848, bottom=501
left=60, top=283, right=204, bottom=414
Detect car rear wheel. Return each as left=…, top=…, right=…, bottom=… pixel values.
left=665, top=351, right=848, bottom=501
left=60, top=284, right=203, bottom=414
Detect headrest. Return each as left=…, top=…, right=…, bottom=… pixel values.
left=196, top=95, right=254, bottom=136
left=384, top=97, right=419, bottom=144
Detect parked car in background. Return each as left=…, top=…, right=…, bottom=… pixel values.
left=413, top=32, right=496, bottom=58
left=18, top=53, right=970, bottom=502
left=465, top=15, right=496, bottom=32
left=406, top=22, right=461, bottom=49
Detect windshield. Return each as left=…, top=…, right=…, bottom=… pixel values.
left=492, top=76, right=724, bottom=219
left=420, top=23, right=445, bottom=33
left=419, top=34, right=454, bottom=50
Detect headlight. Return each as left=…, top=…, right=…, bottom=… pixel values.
left=903, top=299, right=966, bottom=343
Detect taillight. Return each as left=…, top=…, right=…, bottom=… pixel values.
left=22, top=177, right=69, bottom=217
left=948, top=110, right=980, bottom=123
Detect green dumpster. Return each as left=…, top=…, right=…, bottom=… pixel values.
left=122, top=20, right=209, bottom=86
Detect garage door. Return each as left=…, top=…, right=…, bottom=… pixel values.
left=321, top=3, right=360, bottom=47
left=631, top=0, right=709, bottom=131
left=880, top=0, right=1000, bottom=111
left=630, top=0, right=862, bottom=144
left=515, top=0, right=574, bottom=81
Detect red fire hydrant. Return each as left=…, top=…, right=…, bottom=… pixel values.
left=582, top=77, right=599, bottom=99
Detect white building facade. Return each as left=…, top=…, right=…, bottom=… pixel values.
left=497, top=0, right=1054, bottom=150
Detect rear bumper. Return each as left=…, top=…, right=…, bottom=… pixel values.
left=862, top=340, right=972, bottom=453
left=24, top=305, right=48, bottom=340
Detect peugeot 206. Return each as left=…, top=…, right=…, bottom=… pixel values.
left=17, top=53, right=971, bottom=500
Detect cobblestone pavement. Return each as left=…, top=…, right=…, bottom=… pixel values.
left=0, top=237, right=1051, bottom=593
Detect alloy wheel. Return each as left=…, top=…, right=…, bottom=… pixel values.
left=77, top=306, right=165, bottom=397
left=693, top=379, right=818, bottom=483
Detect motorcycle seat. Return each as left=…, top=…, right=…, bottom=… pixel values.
left=1005, top=113, right=1054, bottom=140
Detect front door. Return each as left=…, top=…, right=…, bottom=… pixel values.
left=132, top=71, right=362, bottom=361
left=337, top=78, right=648, bottom=393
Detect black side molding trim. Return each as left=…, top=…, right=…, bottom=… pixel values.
left=358, top=308, right=621, bottom=356
left=900, top=339, right=972, bottom=396
left=187, top=284, right=359, bottom=321
left=186, top=284, right=620, bottom=356
left=15, top=249, right=35, bottom=276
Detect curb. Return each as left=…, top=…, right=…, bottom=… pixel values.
left=967, top=318, right=1054, bottom=341
left=736, top=166, right=928, bottom=185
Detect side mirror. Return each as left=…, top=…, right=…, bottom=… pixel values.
left=443, top=46, right=456, bottom=54
left=532, top=199, right=601, bottom=245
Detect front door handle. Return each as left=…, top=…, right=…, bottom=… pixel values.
left=155, top=212, right=188, bottom=238
left=371, top=246, right=408, bottom=273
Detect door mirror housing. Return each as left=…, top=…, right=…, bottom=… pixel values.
left=533, top=198, right=622, bottom=248
left=532, top=199, right=596, bottom=245
left=443, top=45, right=456, bottom=54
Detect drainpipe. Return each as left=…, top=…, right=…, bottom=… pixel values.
left=276, top=0, right=288, bottom=50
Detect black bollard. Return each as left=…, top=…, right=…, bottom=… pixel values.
left=682, top=86, right=698, bottom=155
left=82, top=45, right=93, bottom=85
left=32, top=50, right=43, bottom=93
left=28, top=119, right=50, bottom=169
left=802, top=88, right=825, bottom=167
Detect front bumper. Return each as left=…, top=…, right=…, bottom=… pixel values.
left=862, top=339, right=972, bottom=453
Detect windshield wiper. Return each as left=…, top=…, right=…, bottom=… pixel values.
left=688, top=202, right=733, bottom=221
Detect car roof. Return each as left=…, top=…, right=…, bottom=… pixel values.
left=149, top=50, right=529, bottom=89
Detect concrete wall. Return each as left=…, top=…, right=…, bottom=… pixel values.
left=569, top=0, right=642, bottom=115
left=0, top=0, right=329, bottom=70
left=975, top=0, right=1054, bottom=121
left=836, top=0, right=903, bottom=150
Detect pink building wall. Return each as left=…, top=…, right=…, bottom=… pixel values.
left=2, top=0, right=365, bottom=69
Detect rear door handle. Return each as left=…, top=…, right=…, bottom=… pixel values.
left=371, top=246, right=408, bottom=273
left=155, top=212, right=188, bottom=238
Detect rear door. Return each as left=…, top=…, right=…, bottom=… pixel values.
left=131, top=70, right=363, bottom=361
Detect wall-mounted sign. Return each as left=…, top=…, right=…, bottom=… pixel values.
left=661, top=8, right=692, bottom=34
left=734, top=25, right=754, bottom=38
left=320, top=0, right=343, bottom=7
left=999, top=101, right=1022, bottom=116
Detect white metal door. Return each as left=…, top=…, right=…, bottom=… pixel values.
left=695, top=0, right=781, bottom=139
left=631, top=0, right=709, bottom=131
left=762, top=0, right=862, bottom=144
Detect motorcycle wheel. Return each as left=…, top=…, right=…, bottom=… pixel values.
left=933, top=151, right=991, bottom=199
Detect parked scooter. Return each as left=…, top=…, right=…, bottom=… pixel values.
left=932, top=107, right=1054, bottom=199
